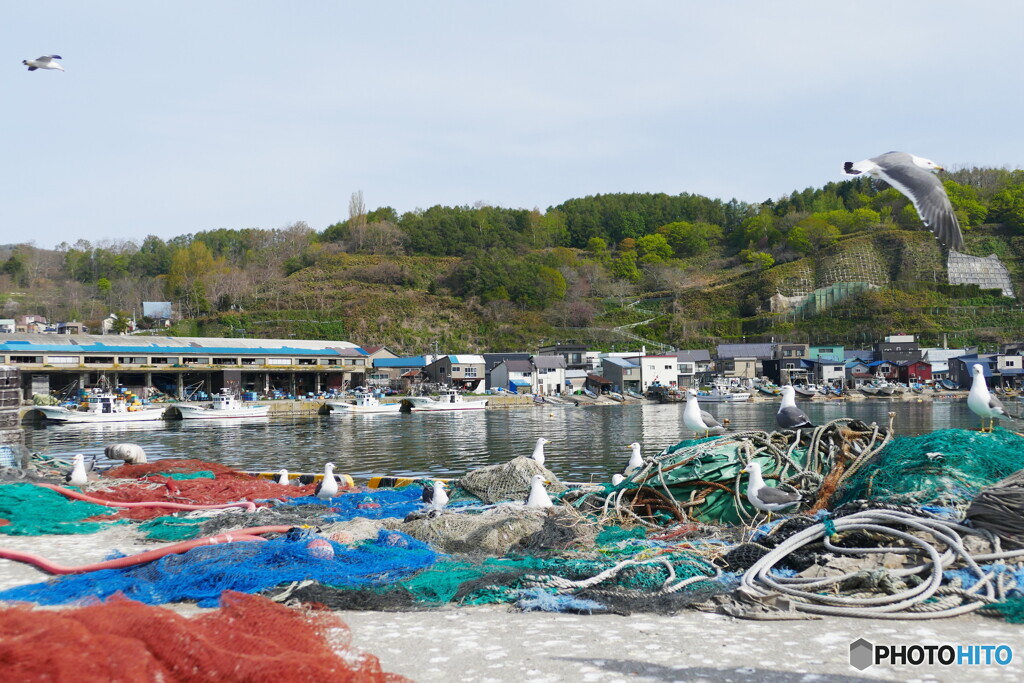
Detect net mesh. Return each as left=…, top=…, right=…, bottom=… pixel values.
left=0, top=483, right=121, bottom=535
left=454, top=457, right=566, bottom=504
left=0, top=591, right=408, bottom=682
left=0, top=529, right=437, bottom=608
left=837, top=428, right=1024, bottom=507
left=965, top=468, right=1024, bottom=548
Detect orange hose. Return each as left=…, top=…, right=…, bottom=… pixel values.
left=0, top=525, right=294, bottom=575
left=36, top=482, right=258, bottom=513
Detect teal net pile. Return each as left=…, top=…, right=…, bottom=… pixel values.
left=138, top=516, right=207, bottom=541
left=0, top=483, right=121, bottom=535
left=0, top=529, right=437, bottom=608
left=837, top=428, right=1024, bottom=507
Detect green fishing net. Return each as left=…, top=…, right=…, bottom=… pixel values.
left=138, top=515, right=206, bottom=541
left=0, top=483, right=121, bottom=535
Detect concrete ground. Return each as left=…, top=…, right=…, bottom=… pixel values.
left=1, top=528, right=1022, bottom=682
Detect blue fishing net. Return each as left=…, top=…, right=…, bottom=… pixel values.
left=0, top=529, right=437, bottom=607
left=280, top=486, right=424, bottom=522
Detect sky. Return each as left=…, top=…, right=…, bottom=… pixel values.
left=3, top=1, right=1024, bottom=248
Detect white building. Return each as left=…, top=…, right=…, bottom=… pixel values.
left=532, top=355, right=567, bottom=395
left=490, top=359, right=535, bottom=394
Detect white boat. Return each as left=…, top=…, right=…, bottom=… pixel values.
left=326, top=392, right=401, bottom=415
left=694, top=387, right=751, bottom=403
left=35, top=391, right=166, bottom=424
left=175, top=389, right=271, bottom=420
left=401, top=388, right=487, bottom=412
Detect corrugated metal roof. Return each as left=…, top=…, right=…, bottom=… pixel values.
left=502, top=360, right=535, bottom=373
left=602, top=357, right=639, bottom=368
left=374, top=356, right=428, bottom=368
left=0, top=333, right=361, bottom=352
left=447, top=354, right=485, bottom=364
left=0, top=341, right=348, bottom=356
left=677, top=349, right=711, bottom=362
left=716, top=343, right=774, bottom=359
left=531, top=355, right=566, bottom=369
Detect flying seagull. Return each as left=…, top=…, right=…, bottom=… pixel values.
left=23, top=55, right=64, bottom=72
left=843, top=151, right=964, bottom=251
left=967, top=363, right=1017, bottom=432
left=777, top=385, right=814, bottom=431
left=740, top=461, right=801, bottom=521
left=683, top=389, right=728, bottom=437
left=314, top=462, right=339, bottom=499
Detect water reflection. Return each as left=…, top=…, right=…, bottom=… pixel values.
left=23, top=399, right=985, bottom=481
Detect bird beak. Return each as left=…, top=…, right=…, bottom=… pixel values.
left=544, top=480, right=552, bottom=485
left=936, top=165, right=945, bottom=171
left=740, top=468, right=748, bottom=474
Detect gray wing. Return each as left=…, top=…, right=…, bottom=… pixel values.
left=989, top=394, right=1018, bottom=419
left=777, top=406, right=813, bottom=429
left=756, top=487, right=801, bottom=505
left=36, top=56, right=54, bottom=63
left=700, top=409, right=723, bottom=429
left=873, top=152, right=964, bottom=251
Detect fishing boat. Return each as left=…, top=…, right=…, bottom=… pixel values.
left=35, top=390, right=166, bottom=424
left=326, top=391, right=401, bottom=415
left=793, top=384, right=819, bottom=399
left=756, top=383, right=781, bottom=397
left=695, top=386, right=751, bottom=403
left=176, top=388, right=271, bottom=420
left=401, top=387, right=487, bottom=412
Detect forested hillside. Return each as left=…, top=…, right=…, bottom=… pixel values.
left=4, top=167, right=1024, bottom=352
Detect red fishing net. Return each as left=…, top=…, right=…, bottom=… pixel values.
left=0, top=591, right=408, bottom=682
left=86, top=459, right=322, bottom=521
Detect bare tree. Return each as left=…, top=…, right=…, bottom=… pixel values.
left=348, top=191, right=368, bottom=252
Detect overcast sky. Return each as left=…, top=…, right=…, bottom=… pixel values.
left=4, top=1, right=1023, bottom=248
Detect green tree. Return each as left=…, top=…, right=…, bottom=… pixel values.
left=165, top=242, right=222, bottom=317
left=635, top=233, right=673, bottom=263
left=989, top=186, right=1024, bottom=231
left=610, top=251, right=642, bottom=282
left=741, top=249, right=775, bottom=270
left=787, top=216, right=840, bottom=254
left=657, top=221, right=723, bottom=257
left=97, top=277, right=112, bottom=295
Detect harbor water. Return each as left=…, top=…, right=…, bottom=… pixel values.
left=23, top=399, right=989, bottom=482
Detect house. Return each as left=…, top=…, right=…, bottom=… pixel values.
left=809, top=345, right=845, bottom=362
left=16, top=315, right=47, bottom=334
left=895, top=360, right=932, bottom=384
left=601, top=356, right=642, bottom=393
left=716, top=343, right=774, bottom=379
left=490, top=359, right=534, bottom=394
left=370, top=355, right=430, bottom=390
left=536, top=343, right=589, bottom=371
left=774, top=343, right=808, bottom=360
left=845, top=359, right=873, bottom=387
left=532, top=355, right=567, bottom=395
left=763, top=358, right=810, bottom=386
left=424, top=354, right=486, bottom=390
left=949, top=354, right=997, bottom=388
left=142, top=302, right=173, bottom=326
left=921, top=347, right=975, bottom=382
left=585, top=373, right=614, bottom=395
left=641, top=354, right=679, bottom=391
left=675, top=350, right=712, bottom=388
left=866, top=359, right=900, bottom=381
left=564, top=368, right=588, bottom=393
left=57, top=321, right=87, bottom=335
left=0, top=319, right=15, bottom=334
left=806, top=357, right=846, bottom=386
left=483, top=352, right=531, bottom=389
left=874, top=335, right=922, bottom=363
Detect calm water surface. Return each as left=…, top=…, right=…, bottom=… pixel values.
left=23, top=399, right=989, bottom=482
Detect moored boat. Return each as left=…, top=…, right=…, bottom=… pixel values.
left=176, top=388, right=271, bottom=420
left=35, top=390, right=166, bottom=424
left=401, top=387, right=487, bottom=412
left=326, top=391, right=401, bottom=415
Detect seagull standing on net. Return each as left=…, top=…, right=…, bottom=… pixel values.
left=525, top=474, right=554, bottom=508
left=843, top=151, right=964, bottom=251
left=740, top=461, right=801, bottom=521
left=276, top=469, right=290, bottom=486
left=315, top=462, right=339, bottom=499
left=23, top=55, right=64, bottom=71
left=967, top=363, right=1017, bottom=432
left=422, top=480, right=449, bottom=509
left=529, top=437, right=551, bottom=466
left=777, top=386, right=814, bottom=431
left=66, top=453, right=88, bottom=486
left=683, top=389, right=727, bottom=437
left=622, top=442, right=644, bottom=477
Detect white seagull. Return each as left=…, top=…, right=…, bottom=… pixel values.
left=314, top=462, right=339, bottom=499
left=611, top=473, right=625, bottom=486
left=525, top=474, right=554, bottom=508
left=66, top=453, right=88, bottom=486
left=422, top=480, right=449, bottom=509
left=740, top=461, right=802, bottom=521
left=622, top=442, right=644, bottom=477
left=844, top=151, right=964, bottom=251
left=23, top=55, right=64, bottom=72
left=777, top=386, right=814, bottom=431
left=530, top=437, right=551, bottom=466
left=276, top=469, right=290, bottom=485
left=967, top=363, right=1017, bottom=432
left=683, top=389, right=727, bottom=437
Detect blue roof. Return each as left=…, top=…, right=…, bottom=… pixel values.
left=603, top=357, right=639, bottom=368
left=374, top=355, right=428, bottom=368
left=509, top=379, right=531, bottom=386
left=0, top=341, right=346, bottom=356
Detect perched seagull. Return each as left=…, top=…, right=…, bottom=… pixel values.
left=611, top=473, right=625, bottom=486
left=843, top=151, right=964, bottom=251
left=967, top=363, right=1017, bottom=432
left=777, top=386, right=814, bottom=431
left=66, top=453, right=88, bottom=486
left=422, top=480, right=449, bottom=509
left=314, top=462, right=339, bottom=499
left=276, top=469, right=290, bottom=486
left=23, top=55, right=64, bottom=72
left=622, top=442, right=644, bottom=477
left=530, top=437, right=551, bottom=466
left=740, top=461, right=801, bottom=521
left=525, top=474, right=554, bottom=508
left=683, top=389, right=727, bottom=437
